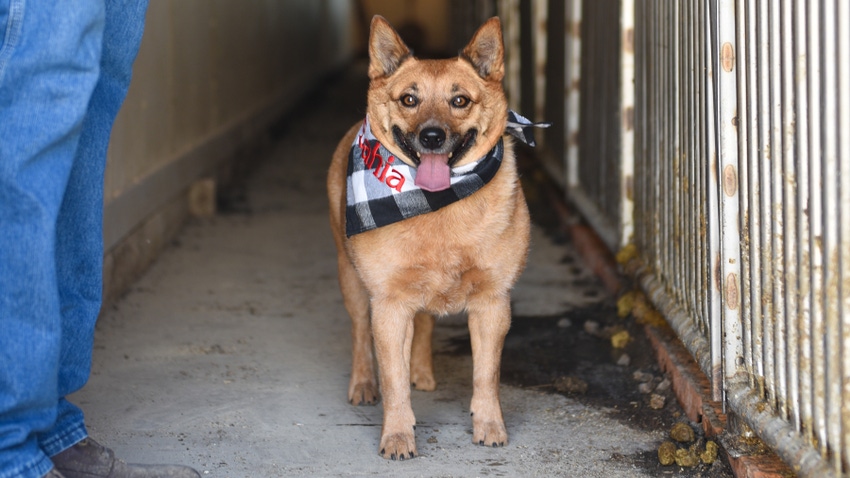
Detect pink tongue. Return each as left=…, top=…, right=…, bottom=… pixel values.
left=415, top=154, right=452, bottom=192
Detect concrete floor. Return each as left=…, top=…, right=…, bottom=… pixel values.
left=72, top=65, right=732, bottom=477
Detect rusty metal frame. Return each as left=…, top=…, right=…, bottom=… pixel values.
left=563, top=0, right=850, bottom=475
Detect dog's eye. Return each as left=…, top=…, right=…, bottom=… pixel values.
left=400, top=94, right=419, bottom=108
left=451, top=96, right=471, bottom=108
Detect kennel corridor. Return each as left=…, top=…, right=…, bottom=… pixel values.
left=74, top=63, right=734, bottom=477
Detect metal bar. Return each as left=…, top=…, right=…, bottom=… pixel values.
left=794, top=0, right=814, bottom=449
left=756, top=0, right=775, bottom=408
left=672, top=0, right=683, bottom=311
left=717, top=0, right=743, bottom=384
left=683, top=0, right=696, bottom=332
left=533, top=0, right=548, bottom=128
left=726, top=379, right=836, bottom=477
left=806, top=0, right=827, bottom=458
left=564, top=0, right=581, bottom=190
left=619, top=0, right=634, bottom=249
left=768, top=0, right=787, bottom=419
left=696, top=0, right=710, bottom=356
left=705, top=0, right=723, bottom=400
left=653, top=0, right=662, bottom=271
left=498, top=0, right=521, bottom=110
left=779, top=0, right=799, bottom=429
left=735, top=0, right=754, bottom=389
left=660, top=0, right=666, bottom=271
left=748, top=0, right=766, bottom=396
left=838, top=0, right=850, bottom=469
left=820, top=0, right=841, bottom=471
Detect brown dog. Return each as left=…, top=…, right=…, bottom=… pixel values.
left=327, top=15, right=530, bottom=460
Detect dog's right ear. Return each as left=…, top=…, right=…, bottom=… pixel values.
left=368, top=15, right=412, bottom=80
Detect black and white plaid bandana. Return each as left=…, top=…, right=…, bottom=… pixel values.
left=506, top=110, right=551, bottom=147
left=345, top=112, right=550, bottom=237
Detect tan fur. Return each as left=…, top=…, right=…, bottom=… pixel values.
left=327, top=16, right=530, bottom=460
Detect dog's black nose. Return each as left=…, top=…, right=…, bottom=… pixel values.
left=419, top=127, right=446, bottom=150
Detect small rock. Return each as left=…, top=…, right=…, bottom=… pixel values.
left=638, top=382, right=655, bottom=394
left=616, top=354, right=631, bottom=366
left=610, top=330, right=631, bottom=348
left=553, top=376, right=588, bottom=394
left=583, top=320, right=600, bottom=336
left=670, top=422, right=695, bottom=443
left=616, top=244, right=639, bottom=265
left=632, top=371, right=654, bottom=382
left=616, top=291, right=638, bottom=318
left=649, top=393, right=666, bottom=409
left=701, top=440, right=718, bottom=464
left=427, top=436, right=438, bottom=444
left=655, top=378, right=672, bottom=392
left=657, top=441, right=676, bottom=466
left=557, top=318, right=572, bottom=328
left=674, top=447, right=700, bottom=467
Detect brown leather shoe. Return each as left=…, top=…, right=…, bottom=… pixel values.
left=51, top=438, right=200, bottom=478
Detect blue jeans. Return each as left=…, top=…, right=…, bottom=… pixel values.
left=0, top=1, right=147, bottom=477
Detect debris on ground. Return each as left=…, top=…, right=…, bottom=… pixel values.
left=671, top=422, right=696, bottom=442
left=616, top=290, right=640, bottom=318
left=583, top=320, right=600, bottom=336
left=701, top=440, right=718, bottom=464
left=657, top=421, right=720, bottom=469
left=616, top=289, right=668, bottom=328
left=553, top=375, right=589, bottom=394
left=658, top=441, right=677, bottom=465
left=616, top=243, right=639, bottom=266
left=675, top=446, right=700, bottom=467
left=649, top=394, right=666, bottom=409
left=610, top=330, right=631, bottom=348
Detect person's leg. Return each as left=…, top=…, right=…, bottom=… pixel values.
left=41, top=2, right=199, bottom=475
left=0, top=1, right=106, bottom=477
left=37, top=0, right=149, bottom=458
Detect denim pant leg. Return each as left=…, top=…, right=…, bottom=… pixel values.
left=37, top=0, right=149, bottom=460
left=25, top=0, right=149, bottom=466
left=0, top=1, right=106, bottom=476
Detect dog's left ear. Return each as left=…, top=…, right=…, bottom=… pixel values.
left=368, top=15, right=412, bottom=80
left=461, top=17, right=505, bottom=82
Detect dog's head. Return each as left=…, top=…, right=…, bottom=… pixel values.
left=365, top=16, right=508, bottom=192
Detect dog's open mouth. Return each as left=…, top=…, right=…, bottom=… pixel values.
left=392, top=127, right=478, bottom=192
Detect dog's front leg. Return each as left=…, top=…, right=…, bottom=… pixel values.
left=372, top=300, right=417, bottom=460
left=467, top=296, right=511, bottom=447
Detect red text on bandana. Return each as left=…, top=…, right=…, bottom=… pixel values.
left=358, top=131, right=406, bottom=193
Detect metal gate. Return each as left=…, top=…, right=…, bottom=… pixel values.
left=535, top=0, right=850, bottom=475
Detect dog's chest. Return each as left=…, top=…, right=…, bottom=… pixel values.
left=393, top=249, right=495, bottom=315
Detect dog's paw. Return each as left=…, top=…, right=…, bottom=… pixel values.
left=472, top=420, right=508, bottom=448
left=378, top=432, right=417, bottom=461
left=410, top=371, right=436, bottom=391
left=348, top=381, right=380, bottom=406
